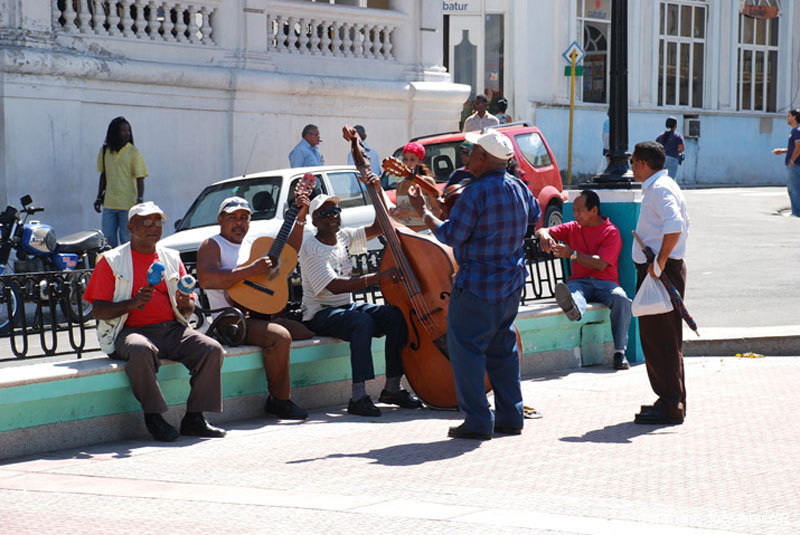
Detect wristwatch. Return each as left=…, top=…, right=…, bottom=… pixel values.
left=570, top=249, right=578, bottom=261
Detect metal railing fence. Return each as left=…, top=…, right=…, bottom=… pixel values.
left=1, top=238, right=567, bottom=359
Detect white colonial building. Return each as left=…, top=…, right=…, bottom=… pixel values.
left=444, top=0, right=800, bottom=185
left=0, top=0, right=469, bottom=235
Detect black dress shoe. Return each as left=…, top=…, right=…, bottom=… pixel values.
left=447, top=423, right=491, bottom=440
left=144, top=413, right=179, bottom=442
left=613, top=352, right=630, bottom=370
left=494, top=425, right=522, bottom=435
left=180, top=413, right=227, bottom=437
left=348, top=396, right=381, bottom=417
left=265, top=396, right=309, bottom=420
left=634, top=408, right=683, bottom=426
left=378, top=389, right=423, bottom=409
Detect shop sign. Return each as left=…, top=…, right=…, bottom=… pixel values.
left=443, top=1, right=481, bottom=14
left=741, top=4, right=779, bottom=19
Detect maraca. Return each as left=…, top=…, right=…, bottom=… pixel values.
left=138, top=261, right=166, bottom=309
left=177, top=274, right=196, bottom=296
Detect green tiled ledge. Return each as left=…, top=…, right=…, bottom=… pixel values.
left=0, top=302, right=612, bottom=458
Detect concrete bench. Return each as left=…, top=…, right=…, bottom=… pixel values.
left=0, top=302, right=612, bottom=460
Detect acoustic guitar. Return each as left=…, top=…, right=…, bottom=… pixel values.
left=225, top=174, right=315, bottom=315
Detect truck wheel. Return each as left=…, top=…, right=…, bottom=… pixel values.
left=544, top=203, right=562, bottom=227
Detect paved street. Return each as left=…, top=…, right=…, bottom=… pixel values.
left=682, top=186, right=799, bottom=329
left=1, top=356, right=798, bottom=534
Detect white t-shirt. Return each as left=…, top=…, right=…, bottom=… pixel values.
left=204, top=234, right=254, bottom=314
left=299, top=227, right=367, bottom=321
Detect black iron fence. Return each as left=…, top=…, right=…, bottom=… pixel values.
left=1, top=238, right=567, bottom=359
left=0, top=270, right=95, bottom=358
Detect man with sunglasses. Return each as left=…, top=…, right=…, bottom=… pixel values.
left=196, top=195, right=310, bottom=421
left=298, top=191, right=422, bottom=417
left=445, top=140, right=474, bottom=188
left=84, top=202, right=227, bottom=442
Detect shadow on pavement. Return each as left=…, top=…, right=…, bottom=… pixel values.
left=559, top=421, right=678, bottom=444
left=287, top=439, right=482, bottom=467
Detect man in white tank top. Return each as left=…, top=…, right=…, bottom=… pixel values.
left=197, top=195, right=310, bottom=420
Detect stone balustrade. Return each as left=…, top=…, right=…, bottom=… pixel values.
left=266, top=0, right=404, bottom=61
left=52, top=0, right=219, bottom=45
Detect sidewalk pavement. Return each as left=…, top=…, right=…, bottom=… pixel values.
left=1, top=356, right=798, bottom=535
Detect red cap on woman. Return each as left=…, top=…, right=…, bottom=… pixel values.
left=402, top=142, right=426, bottom=161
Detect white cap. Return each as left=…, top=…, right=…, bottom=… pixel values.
left=309, top=194, right=341, bottom=216
left=218, top=196, right=252, bottom=216
left=465, top=131, right=515, bottom=161
left=128, top=201, right=168, bottom=221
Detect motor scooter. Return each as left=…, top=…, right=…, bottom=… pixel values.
left=0, top=194, right=107, bottom=332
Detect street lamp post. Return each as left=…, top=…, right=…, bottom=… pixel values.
left=592, top=0, right=635, bottom=188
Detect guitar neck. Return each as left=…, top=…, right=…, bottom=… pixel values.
left=267, top=205, right=299, bottom=258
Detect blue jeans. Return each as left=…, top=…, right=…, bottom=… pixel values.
left=786, top=165, right=800, bottom=217
left=566, top=278, right=632, bottom=352
left=447, top=287, right=523, bottom=435
left=664, top=156, right=679, bottom=180
left=304, top=302, right=406, bottom=384
left=102, top=208, right=130, bottom=248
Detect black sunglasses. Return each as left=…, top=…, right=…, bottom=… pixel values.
left=316, top=206, right=341, bottom=218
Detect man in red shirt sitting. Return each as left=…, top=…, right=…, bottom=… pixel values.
left=535, top=190, right=633, bottom=370
left=84, top=202, right=226, bottom=442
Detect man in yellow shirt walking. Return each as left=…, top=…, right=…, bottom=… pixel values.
left=94, top=117, right=148, bottom=247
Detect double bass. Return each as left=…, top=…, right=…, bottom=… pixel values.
left=344, top=126, right=491, bottom=409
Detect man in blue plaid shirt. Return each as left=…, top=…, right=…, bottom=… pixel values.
left=409, top=131, right=540, bottom=440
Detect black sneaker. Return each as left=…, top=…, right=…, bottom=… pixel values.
left=378, top=389, right=423, bottom=409
left=265, top=396, right=309, bottom=420
left=613, top=352, right=631, bottom=370
left=144, top=413, right=179, bottom=442
left=555, top=283, right=581, bottom=321
left=347, top=396, right=381, bottom=417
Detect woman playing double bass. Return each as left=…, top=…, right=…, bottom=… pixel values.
left=407, top=130, right=541, bottom=440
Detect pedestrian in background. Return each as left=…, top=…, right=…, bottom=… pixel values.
left=655, top=116, right=685, bottom=180
left=462, top=94, right=499, bottom=133
left=495, top=97, right=512, bottom=124
left=94, top=116, right=147, bottom=248
left=630, top=141, right=690, bottom=426
left=289, top=124, right=324, bottom=168
left=346, top=125, right=381, bottom=176
left=772, top=109, right=800, bottom=217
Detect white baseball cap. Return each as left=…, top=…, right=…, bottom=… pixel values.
left=218, top=196, right=252, bottom=216
left=309, top=194, right=341, bottom=216
left=128, top=201, right=168, bottom=221
left=465, top=131, right=515, bottom=161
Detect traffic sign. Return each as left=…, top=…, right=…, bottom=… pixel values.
left=564, top=66, right=584, bottom=76
left=562, top=41, right=586, bottom=64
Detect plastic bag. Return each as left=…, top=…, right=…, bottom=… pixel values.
left=632, top=275, right=674, bottom=317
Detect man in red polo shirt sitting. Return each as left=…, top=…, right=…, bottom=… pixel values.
left=84, top=201, right=226, bottom=442
left=535, top=189, right=633, bottom=370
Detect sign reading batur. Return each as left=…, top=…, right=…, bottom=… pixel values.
left=443, top=1, right=480, bottom=14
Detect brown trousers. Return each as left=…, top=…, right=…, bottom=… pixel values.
left=114, top=321, right=225, bottom=414
left=635, top=259, right=687, bottom=418
left=214, top=316, right=313, bottom=400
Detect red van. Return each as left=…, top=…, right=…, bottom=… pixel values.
left=387, top=122, right=566, bottom=227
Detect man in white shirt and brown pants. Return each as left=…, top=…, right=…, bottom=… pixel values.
left=630, top=141, right=690, bottom=426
